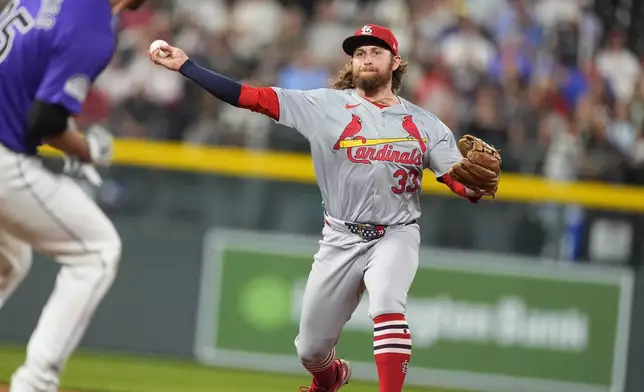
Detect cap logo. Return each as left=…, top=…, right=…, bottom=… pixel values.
left=361, top=25, right=372, bottom=35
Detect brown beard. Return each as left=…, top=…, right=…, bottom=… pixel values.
left=332, top=58, right=408, bottom=94
left=352, top=63, right=393, bottom=95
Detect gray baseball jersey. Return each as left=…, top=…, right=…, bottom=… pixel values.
left=268, top=87, right=465, bottom=368
left=271, top=87, right=463, bottom=225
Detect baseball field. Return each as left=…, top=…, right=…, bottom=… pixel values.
left=0, top=345, right=460, bottom=392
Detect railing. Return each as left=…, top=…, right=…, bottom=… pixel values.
left=39, top=139, right=644, bottom=212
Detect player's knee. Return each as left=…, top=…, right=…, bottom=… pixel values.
left=369, top=290, right=407, bottom=319
left=295, top=336, right=335, bottom=365
left=91, top=233, right=121, bottom=280
left=58, top=233, right=121, bottom=297
left=86, top=221, right=122, bottom=270
left=95, top=231, right=121, bottom=280
left=102, top=229, right=122, bottom=269
left=59, top=221, right=122, bottom=278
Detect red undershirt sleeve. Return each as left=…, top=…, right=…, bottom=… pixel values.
left=238, top=85, right=280, bottom=121
left=439, top=173, right=481, bottom=203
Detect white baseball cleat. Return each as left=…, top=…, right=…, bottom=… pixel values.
left=10, top=366, right=58, bottom=392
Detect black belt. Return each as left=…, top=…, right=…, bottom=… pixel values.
left=342, top=220, right=416, bottom=242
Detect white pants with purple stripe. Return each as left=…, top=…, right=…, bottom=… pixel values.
left=295, top=213, right=419, bottom=365
left=0, top=146, right=121, bottom=392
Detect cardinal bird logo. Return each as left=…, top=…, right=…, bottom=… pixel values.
left=333, top=114, right=363, bottom=150
left=401, top=115, right=427, bottom=153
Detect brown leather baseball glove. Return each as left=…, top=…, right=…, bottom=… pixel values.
left=448, top=134, right=501, bottom=198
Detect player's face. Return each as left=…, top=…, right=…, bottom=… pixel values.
left=351, top=45, right=400, bottom=93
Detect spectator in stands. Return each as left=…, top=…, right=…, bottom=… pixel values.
left=595, top=29, right=641, bottom=103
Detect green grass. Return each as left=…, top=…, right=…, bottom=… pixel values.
left=0, top=346, right=462, bottom=392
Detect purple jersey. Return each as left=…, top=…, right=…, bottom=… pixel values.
left=0, top=0, right=115, bottom=154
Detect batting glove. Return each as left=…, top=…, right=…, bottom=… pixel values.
left=85, top=124, right=114, bottom=166
left=63, top=156, right=104, bottom=187
left=62, top=119, right=110, bottom=187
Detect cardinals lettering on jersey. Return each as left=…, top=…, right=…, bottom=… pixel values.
left=332, top=112, right=425, bottom=166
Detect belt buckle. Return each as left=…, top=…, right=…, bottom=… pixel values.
left=345, top=222, right=387, bottom=241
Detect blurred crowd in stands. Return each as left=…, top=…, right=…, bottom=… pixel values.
left=4, top=0, right=644, bottom=184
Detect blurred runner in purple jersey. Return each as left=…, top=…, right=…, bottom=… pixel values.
left=0, top=1, right=145, bottom=391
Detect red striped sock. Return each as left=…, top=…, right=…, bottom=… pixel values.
left=374, top=313, right=411, bottom=392
left=302, top=347, right=337, bottom=388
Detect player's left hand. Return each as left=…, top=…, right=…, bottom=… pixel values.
left=85, top=124, right=113, bottom=166
left=448, top=134, right=501, bottom=198
left=66, top=118, right=113, bottom=167
left=63, top=156, right=104, bottom=187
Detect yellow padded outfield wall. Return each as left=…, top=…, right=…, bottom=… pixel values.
left=39, top=139, right=644, bottom=213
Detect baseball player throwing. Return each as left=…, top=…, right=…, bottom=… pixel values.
left=150, top=24, right=501, bottom=392
left=0, top=0, right=146, bottom=391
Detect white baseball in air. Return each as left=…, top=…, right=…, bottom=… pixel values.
left=149, top=39, right=169, bottom=58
